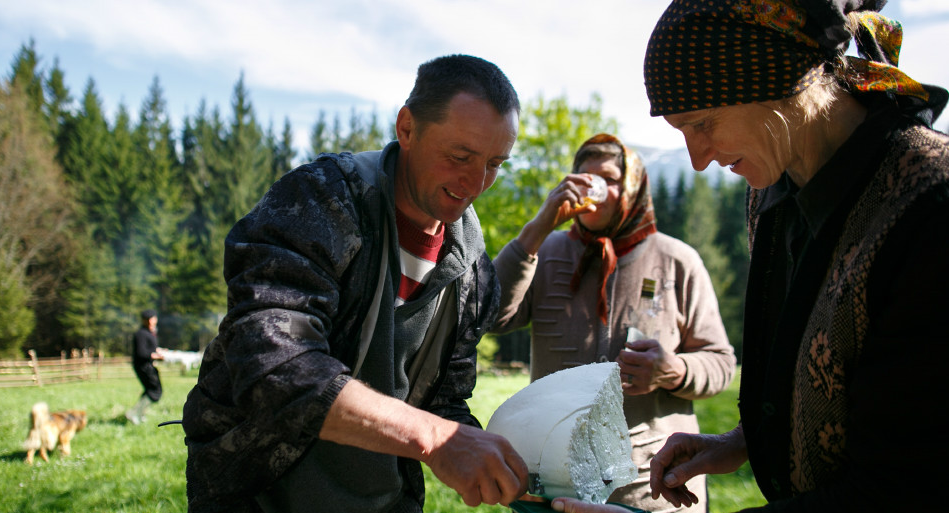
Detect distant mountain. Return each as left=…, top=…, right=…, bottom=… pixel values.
left=634, top=145, right=738, bottom=189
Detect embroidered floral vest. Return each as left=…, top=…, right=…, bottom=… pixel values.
left=746, top=125, right=949, bottom=494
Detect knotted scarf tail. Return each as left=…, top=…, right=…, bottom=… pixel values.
left=570, top=237, right=617, bottom=325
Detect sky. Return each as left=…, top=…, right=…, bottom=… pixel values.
left=2, top=0, right=948, bottom=161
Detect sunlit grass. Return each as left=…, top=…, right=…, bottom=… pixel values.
left=694, top=368, right=767, bottom=512
left=0, top=366, right=194, bottom=513
left=0, top=365, right=764, bottom=512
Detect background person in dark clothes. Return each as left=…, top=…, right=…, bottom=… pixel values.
left=126, top=308, right=165, bottom=425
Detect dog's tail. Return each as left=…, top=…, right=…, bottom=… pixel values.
left=23, top=402, right=50, bottom=450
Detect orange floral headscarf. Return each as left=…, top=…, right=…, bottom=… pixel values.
left=567, top=133, right=657, bottom=324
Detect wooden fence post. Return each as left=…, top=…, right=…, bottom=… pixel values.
left=29, top=349, right=43, bottom=387
left=81, top=348, right=89, bottom=381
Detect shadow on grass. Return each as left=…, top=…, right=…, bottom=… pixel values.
left=0, top=450, right=28, bottom=463
left=102, top=414, right=135, bottom=426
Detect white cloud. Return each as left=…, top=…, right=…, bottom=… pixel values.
left=901, top=0, right=949, bottom=16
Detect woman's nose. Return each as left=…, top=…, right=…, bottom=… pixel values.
left=685, top=134, right=715, bottom=171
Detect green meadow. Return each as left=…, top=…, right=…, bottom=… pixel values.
left=0, top=367, right=764, bottom=512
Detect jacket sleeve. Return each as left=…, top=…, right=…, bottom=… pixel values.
left=490, top=239, right=537, bottom=334
left=183, top=159, right=375, bottom=504
left=424, top=252, right=501, bottom=428
left=670, top=245, right=737, bottom=401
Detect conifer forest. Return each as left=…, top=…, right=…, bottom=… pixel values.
left=0, top=41, right=750, bottom=361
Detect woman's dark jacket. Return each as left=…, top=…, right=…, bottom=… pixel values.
left=739, top=94, right=949, bottom=511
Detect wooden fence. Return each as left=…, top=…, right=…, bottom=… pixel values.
left=0, top=349, right=135, bottom=388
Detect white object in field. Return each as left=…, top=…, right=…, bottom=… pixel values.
left=485, top=362, right=636, bottom=503
left=159, top=349, right=203, bottom=370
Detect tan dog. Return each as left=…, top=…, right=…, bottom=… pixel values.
left=23, top=402, right=88, bottom=464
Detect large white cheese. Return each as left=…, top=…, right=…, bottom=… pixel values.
left=485, top=362, right=637, bottom=503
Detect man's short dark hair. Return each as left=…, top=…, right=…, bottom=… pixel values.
left=141, top=309, right=157, bottom=321
left=404, top=54, right=520, bottom=131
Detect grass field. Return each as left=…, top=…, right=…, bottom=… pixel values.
left=0, top=365, right=765, bottom=512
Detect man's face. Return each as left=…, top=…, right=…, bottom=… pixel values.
left=395, top=92, right=518, bottom=234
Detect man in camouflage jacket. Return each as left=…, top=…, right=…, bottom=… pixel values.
left=181, top=55, right=529, bottom=513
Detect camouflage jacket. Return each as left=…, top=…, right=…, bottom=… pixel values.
left=181, top=142, right=500, bottom=513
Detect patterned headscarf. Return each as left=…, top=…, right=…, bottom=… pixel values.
left=567, top=134, right=658, bottom=324
left=644, top=0, right=931, bottom=117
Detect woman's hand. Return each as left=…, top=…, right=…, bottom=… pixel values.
left=549, top=497, right=632, bottom=513
left=517, top=174, right=599, bottom=256
left=650, top=425, right=748, bottom=508
left=616, top=339, right=686, bottom=395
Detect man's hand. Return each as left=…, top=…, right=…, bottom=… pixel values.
left=616, top=338, right=686, bottom=395
left=650, top=426, right=748, bottom=508
left=423, top=423, right=529, bottom=506
left=320, top=380, right=528, bottom=507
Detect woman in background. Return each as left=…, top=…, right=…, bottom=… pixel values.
left=493, top=133, right=735, bottom=512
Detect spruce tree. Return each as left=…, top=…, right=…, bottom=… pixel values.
left=681, top=173, right=735, bottom=345
left=134, top=76, right=197, bottom=337
left=108, top=103, right=156, bottom=342
left=270, top=116, right=295, bottom=181
left=45, top=58, right=73, bottom=165
left=366, top=108, right=387, bottom=149
left=60, top=240, right=124, bottom=354
left=663, top=171, right=689, bottom=240
left=57, top=80, right=118, bottom=354
left=715, top=175, right=750, bottom=355
left=652, top=173, right=672, bottom=234
left=61, top=80, right=112, bottom=231
left=307, top=110, right=330, bottom=160
left=331, top=112, right=343, bottom=152
left=342, top=106, right=366, bottom=152
left=181, top=101, right=229, bottom=320
left=223, top=72, right=272, bottom=224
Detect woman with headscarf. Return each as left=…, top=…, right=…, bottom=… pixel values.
left=492, top=133, right=736, bottom=512
left=543, top=1, right=949, bottom=512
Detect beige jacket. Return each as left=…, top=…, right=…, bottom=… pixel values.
left=493, top=231, right=736, bottom=512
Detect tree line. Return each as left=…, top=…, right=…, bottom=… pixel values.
left=0, top=41, right=749, bottom=361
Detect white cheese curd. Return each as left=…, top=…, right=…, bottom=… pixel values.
left=486, top=362, right=637, bottom=503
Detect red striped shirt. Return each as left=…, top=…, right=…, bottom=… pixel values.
left=395, top=209, right=444, bottom=306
